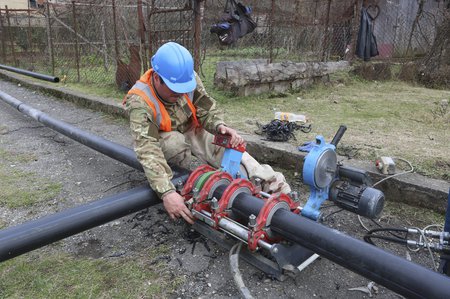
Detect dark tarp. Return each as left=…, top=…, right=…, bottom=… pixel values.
left=355, top=7, right=379, bottom=61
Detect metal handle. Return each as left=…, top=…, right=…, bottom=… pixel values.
left=330, top=125, right=347, bottom=147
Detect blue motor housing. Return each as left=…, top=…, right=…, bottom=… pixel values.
left=301, top=135, right=337, bottom=220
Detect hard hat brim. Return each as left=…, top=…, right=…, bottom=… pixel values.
left=161, top=75, right=197, bottom=94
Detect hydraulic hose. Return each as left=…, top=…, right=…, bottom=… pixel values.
left=0, top=64, right=60, bottom=82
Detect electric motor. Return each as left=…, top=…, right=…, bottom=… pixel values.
left=329, top=180, right=384, bottom=219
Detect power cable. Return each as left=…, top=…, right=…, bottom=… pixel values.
left=229, top=242, right=253, bottom=299
left=372, top=157, right=414, bottom=188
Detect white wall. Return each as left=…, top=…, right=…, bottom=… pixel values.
left=0, top=0, right=29, bottom=10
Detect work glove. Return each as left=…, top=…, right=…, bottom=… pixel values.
left=298, top=141, right=315, bottom=152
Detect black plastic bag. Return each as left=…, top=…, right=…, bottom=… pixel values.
left=210, top=0, right=257, bottom=45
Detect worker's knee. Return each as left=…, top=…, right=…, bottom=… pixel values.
left=160, top=131, right=192, bottom=168
left=241, top=152, right=291, bottom=194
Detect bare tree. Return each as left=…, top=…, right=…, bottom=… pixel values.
left=417, top=5, right=449, bottom=89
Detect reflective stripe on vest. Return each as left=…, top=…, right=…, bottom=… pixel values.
left=126, top=69, right=198, bottom=132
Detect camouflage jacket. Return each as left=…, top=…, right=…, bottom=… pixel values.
left=124, top=73, right=225, bottom=199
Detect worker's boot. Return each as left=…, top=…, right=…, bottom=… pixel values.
left=241, top=152, right=291, bottom=194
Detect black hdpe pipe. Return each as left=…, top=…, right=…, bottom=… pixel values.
left=2, top=92, right=450, bottom=298
left=0, top=90, right=142, bottom=171
left=0, top=64, right=60, bottom=83
left=0, top=90, right=188, bottom=261
left=225, top=190, right=450, bottom=299
left=0, top=175, right=189, bottom=262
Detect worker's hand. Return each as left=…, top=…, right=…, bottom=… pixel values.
left=218, top=124, right=245, bottom=148
left=162, top=191, right=195, bottom=224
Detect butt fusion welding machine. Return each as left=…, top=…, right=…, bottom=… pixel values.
left=176, top=126, right=385, bottom=279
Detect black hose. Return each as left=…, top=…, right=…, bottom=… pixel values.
left=364, top=234, right=408, bottom=246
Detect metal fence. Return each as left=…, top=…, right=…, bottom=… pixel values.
left=0, top=0, right=447, bottom=88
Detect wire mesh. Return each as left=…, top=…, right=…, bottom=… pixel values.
left=0, top=0, right=447, bottom=89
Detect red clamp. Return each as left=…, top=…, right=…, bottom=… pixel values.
left=211, top=178, right=256, bottom=227
left=180, top=164, right=215, bottom=199
left=192, top=171, right=233, bottom=213
left=247, top=193, right=299, bottom=252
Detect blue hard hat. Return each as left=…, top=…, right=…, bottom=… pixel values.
left=151, top=42, right=196, bottom=93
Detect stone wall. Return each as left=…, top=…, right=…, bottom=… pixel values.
left=214, top=60, right=350, bottom=96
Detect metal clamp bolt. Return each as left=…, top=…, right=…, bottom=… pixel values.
left=192, top=187, right=199, bottom=200
left=248, top=214, right=256, bottom=228
left=176, top=180, right=184, bottom=192
left=211, top=197, right=219, bottom=211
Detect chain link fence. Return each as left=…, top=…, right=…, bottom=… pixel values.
left=0, top=0, right=447, bottom=88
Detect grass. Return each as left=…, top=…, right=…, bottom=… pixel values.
left=0, top=149, right=62, bottom=209
left=198, top=56, right=450, bottom=180
left=383, top=200, right=445, bottom=228
left=9, top=50, right=450, bottom=180
left=0, top=250, right=184, bottom=299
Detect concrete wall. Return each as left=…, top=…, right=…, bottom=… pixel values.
left=0, top=0, right=29, bottom=10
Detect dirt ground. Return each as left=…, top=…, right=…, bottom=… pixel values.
left=0, top=79, right=445, bottom=298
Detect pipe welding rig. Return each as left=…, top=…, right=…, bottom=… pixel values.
left=1, top=90, right=450, bottom=299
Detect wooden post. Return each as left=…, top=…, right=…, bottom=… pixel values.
left=72, top=1, right=80, bottom=82
left=0, top=9, right=6, bottom=63
left=137, top=0, right=147, bottom=71
left=321, top=0, right=332, bottom=61
left=349, top=0, right=363, bottom=62
left=111, top=0, right=120, bottom=62
left=193, top=0, right=203, bottom=72
left=45, top=1, right=55, bottom=75
left=5, top=6, right=17, bottom=67
left=269, top=0, right=275, bottom=63
left=147, top=0, right=154, bottom=57
left=101, top=20, right=108, bottom=71
left=27, top=9, right=34, bottom=64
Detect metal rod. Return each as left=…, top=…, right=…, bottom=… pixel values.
left=0, top=90, right=140, bottom=170
left=0, top=64, right=60, bottom=82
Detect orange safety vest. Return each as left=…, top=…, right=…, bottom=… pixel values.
left=125, top=69, right=198, bottom=132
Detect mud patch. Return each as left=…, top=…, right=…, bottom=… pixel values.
left=75, top=239, right=104, bottom=258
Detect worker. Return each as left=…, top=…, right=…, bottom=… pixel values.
left=123, top=42, right=291, bottom=224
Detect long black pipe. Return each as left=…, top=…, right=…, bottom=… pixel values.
left=0, top=64, right=60, bottom=83
left=228, top=192, right=450, bottom=299
left=2, top=91, right=450, bottom=297
left=0, top=175, right=188, bottom=261
left=0, top=90, right=143, bottom=171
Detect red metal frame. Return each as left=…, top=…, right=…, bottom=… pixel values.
left=248, top=193, right=299, bottom=251
left=192, top=171, right=233, bottom=212
left=211, top=178, right=257, bottom=226
left=180, top=164, right=215, bottom=198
